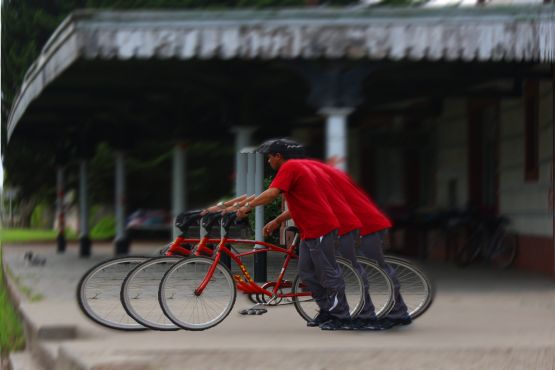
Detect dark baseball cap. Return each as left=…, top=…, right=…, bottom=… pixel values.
left=256, top=138, right=306, bottom=159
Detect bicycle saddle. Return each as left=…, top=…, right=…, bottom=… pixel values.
left=175, top=209, right=203, bottom=231
left=221, top=213, right=250, bottom=231
left=221, top=213, right=237, bottom=230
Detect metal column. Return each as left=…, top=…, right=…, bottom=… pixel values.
left=321, top=107, right=353, bottom=172
left=56, top=166, right=66, bottom=253
left=114, top=151, right=130, bottom=254
left=172, top=144, right=187, bottom=239
left=253, top=152, right=266, bottom=282
left=233, top=127, right=255, bottom=197
left=79, top=159, right=91, bottom=257
left=236, top=153, right=248, bottom=197
left=246, top=150, right=256, bottom=196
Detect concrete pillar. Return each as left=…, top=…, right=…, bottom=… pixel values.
left=56, top=166, right=66, bottom=253
left=254, top=152, right=266, bottom=282
left=114, top=151, right=130, bottom=254
left=321, top=108, right=353, bottom=171
left=246, top=150, right=256, bottom=196
left=232, top=127, right=256, bottom=197
left=79, top=159, right=91, bottom=257
left=172, top=143, right=187, bottom=239
left=236, top=153, right=248, bottom=196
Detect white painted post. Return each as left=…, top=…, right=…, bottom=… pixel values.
left=79, top=159, right=91, bottom=257
left=254, top=151, right=266, bottom=281
left=246, top=150, right=256, bottom=196
left=321, top=107, right=353, bottom=171
left=232, top=127, right=255, bottom=197
left=237, top=153, right=248, bottom=196
left=172, top=144, right=187, bottom=239
left=254, top=152, right=265, bottom=242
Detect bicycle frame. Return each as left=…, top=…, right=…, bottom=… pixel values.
left=166, top=224, right=308, bottom=301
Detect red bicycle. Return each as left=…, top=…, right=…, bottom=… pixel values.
left=154, top=213, right=394, bottom=331
left=80, top=211, right=394, bottom=331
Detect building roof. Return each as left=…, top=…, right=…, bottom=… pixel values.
left=7, top=6, right=555, bottom=139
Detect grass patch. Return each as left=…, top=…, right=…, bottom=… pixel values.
left=3, top=267, right=43, bottom=303
left=0, top=229, right=70, bottom=243
left=0, top=228, right=115, bottom=243
left=0, top=246, right=26, bottom=354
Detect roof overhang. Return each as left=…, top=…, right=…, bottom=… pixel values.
left=7, top=6, right=555, bottom=140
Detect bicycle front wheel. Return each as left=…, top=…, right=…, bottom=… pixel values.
left=292, top=257, right=364, bottom=322
left=77, top=256, right=149, bottom=331
left=121, top=256, right=183, bottom=331
left=159, top=256, right=236, bottom=331
left=384, top=256, right=434, bottom=319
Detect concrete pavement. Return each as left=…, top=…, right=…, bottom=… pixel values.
left=3, top=242, right=555, bottom=370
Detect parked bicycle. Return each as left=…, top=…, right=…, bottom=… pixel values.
left=453, top=213, right=518, bottom=269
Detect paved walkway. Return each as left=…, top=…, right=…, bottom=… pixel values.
left=3, top=242, right=555, bottom=370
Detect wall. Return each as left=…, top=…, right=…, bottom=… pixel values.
left=498, top=81, right=553, bottom=274
left=435, top=99, right=469, bottom=209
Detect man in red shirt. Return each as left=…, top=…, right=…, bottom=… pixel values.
left=305, top=159, right=411, bottom=329
left=236, top=139, right=352, bottom=330
left=263, top=140, right=411, bottom=329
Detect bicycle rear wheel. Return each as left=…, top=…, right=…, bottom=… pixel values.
left=121, top=256, right=183, bottom=331
left=384, top=256, right=434, bottom=319
left=292, top=257, right=364, bottom=322
left=455, top=229, right=484, bottom=267
left=355, top=257, right=395, bottom=319
left=159, top=256, right=236, bottom=331
left=77, top=256, right=148, bottom=331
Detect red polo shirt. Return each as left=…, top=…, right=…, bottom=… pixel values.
left=269, top=160, right=339, bottom=240
left=299, top=160, right=362, bottom=236
left=308, top=160, right=392, bottom=236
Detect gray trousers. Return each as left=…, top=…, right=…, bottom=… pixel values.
left=358, top=230, right=409, bottom=320
left=337, top=230, right=376, bottom=320
left=298, top=229, right=351, bottom=320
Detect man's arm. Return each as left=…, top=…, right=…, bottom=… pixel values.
left=236, top=187, right=281, bottom=218
left=263, top=210, right=291, bottom=236
left=223, top=194, right=256, bottom=213
left=202, top=194, right=248, bottom=215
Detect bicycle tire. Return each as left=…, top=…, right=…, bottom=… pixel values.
left=291, top=257, right=365, bottom=322
left=159, top=256, right=236, bottom=331
left=121, top=256, right=182, bottom=331
left=455, top=229, right=484, bottom=267
left=77, top=256, right=149, bottom=331
left=356, top=257, right=396, bottom=319
left=383, top=256, right=435, bottom=319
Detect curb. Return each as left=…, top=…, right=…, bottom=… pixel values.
left=2, top=249, right=77, bottom=370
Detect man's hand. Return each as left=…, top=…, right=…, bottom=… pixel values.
left=236, top=205, right=251, bottom=219
left=202, top=205, right=223, bottom=215
left=263, top=219, right=281, bottom=237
